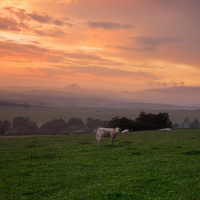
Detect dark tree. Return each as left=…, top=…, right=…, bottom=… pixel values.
left=94, top=119, right=109, bottom=128
left=85, top=117, right=94, bottom=128
left=3, top=120, right=11, bottom=132
left=135, top=112, right=172, bottom=130
left=0, top=127, right=5, bottom=135
left=39, top=118, right=67, bottom=135
left=155, top=112, right=172, bottom=129
left=108, top=112, right=172, bottom=131
left=0, top=120, right=11, bottom=135
left=173, top=122, right=180, bottom=129
left=135, top=112, right=155, bottom=130
left=67, top=118, right=84, bottom=128
left=191, top=118, right=200, bottom=128
left=86, top=117, right=109, bottom=129
left=11, top=117, right=38, bottom=135
left=108, top=116, right=120, bottom=128
left=183, top=117, right=189, bottom=122
left=12, top=117, right=29, bottom=130
left=108, top=116, right=134, bottom=130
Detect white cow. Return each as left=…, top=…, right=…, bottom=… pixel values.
left=159, top=128, right=171, bottom=132
left=96, top=127, right=120, bottom=145
left=121, top=129, right=129, bottom=135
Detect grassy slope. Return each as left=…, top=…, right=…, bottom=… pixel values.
left=0, top=129, right=200, bottom=199
left=1, top=106, right=200, bottom=125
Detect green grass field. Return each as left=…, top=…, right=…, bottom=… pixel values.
left=1, top=106, right=200, bottom=125
left=0, top=129, right=200, bottom=199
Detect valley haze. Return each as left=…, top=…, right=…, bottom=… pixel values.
left=0, top=86, right=200, bottom=108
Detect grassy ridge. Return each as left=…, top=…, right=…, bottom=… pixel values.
left=0, top=129, right=200, bottom=199
left=1, top=106, right=200, bottom=125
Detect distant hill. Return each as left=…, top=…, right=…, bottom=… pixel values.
left=0, top=101, right=30, bottom=108
left=0, top=86, right=200, bottom=108
left=0, top=89, right=180, bottom=109
left=123, top=86, right=200, bottom=107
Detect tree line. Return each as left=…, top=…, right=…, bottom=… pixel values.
left=0, top=117, right=109, bottom=136
left=0, top=112, right=174, bottom=136
left=109, top=112, right=172, bottom=131
left=173, top=117, right=200, bottom=129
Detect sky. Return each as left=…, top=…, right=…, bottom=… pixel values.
left=1, top=0, right=200, bottom=94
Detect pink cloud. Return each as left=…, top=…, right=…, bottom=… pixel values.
left=88, top=21, right=134, bottom=30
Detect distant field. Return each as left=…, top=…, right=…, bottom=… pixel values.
left=0, top=129, right=200, bottom=199
left=0, top=106, right=200, bottom=125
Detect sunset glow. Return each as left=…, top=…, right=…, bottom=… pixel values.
left=1, top=0, right=200, bottom=92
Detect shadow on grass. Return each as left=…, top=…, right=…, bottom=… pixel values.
left=121, top=141, right=132, bottom=145
left=79, top=139, right=92, bottom=145
left=26, top=144, right=43, bottom=148
left=181, top=150, right=200, bottom=155
left=107, top=192, right=123, bottom=199
left=104, top=144, right=124, bottom=148
left=131, top=152, right=142, bottom=155
left=25, top=141, right=45, bottom=148
left=151, top=146, right=160, bottom=150
left=24, top=153, right=62, bottom=160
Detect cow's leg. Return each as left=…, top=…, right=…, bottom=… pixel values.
left=98, top=136, right=101, bottom=146
left=110, top=137, right=113, bottom=145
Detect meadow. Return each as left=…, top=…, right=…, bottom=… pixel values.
left=1, top=106, right=200, bottom=125
left=0, top=129, right=200, bottom=199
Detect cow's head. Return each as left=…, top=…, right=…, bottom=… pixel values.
left=115, top=127, right=121, bottom=133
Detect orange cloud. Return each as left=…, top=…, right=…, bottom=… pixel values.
left=1, top=0, right=200, bottom=94
left=0, top=6, right=72, bottom=37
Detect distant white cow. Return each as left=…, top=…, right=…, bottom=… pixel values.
left=96, top=127, right=121, bottom=145
left=159, top=128, right=171, bottom=132
left=121, top=129, right=129, bottom=135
